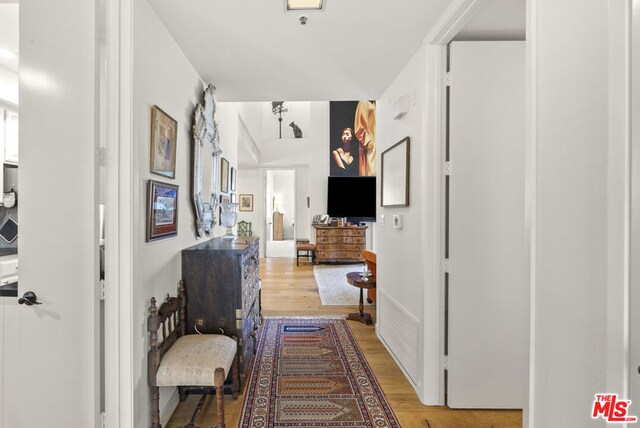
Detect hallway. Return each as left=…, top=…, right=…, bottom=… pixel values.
left=166, top=258, right=522, bottom=427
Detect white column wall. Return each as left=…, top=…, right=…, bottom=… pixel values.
left=529, top=0, right=610, bottom=426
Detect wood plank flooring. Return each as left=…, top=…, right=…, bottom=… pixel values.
left=167, top=258, right=522, bottom=428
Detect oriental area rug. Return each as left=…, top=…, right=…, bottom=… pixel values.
left=238, top=317, right=400, bottom=428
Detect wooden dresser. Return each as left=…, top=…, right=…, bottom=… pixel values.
left=314, top=225, right=367, bottom=263
left=181, top=236, right=261, bottom=390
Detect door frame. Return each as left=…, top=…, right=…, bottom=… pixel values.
left=264, top=168, right=297, bottom=257
left=102, top=0, right=135, bottom=426
left=420, top=0, right=633, bottom=423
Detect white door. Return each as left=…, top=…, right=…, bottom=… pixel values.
left=448, top=41, right=528, bottom=409
left=3, top=0, right=100, bottom=426
left=630, top=3, right=640, bottom=407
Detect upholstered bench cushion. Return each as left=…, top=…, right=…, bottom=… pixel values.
left=296, top=243, right=316, bottom=251
left=156, top=334, right=237, bottom=387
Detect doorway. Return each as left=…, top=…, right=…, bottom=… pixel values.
left=265, top=169, right=296, bottom=258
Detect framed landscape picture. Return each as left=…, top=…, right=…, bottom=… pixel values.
left=239, top=194, right=253, bottom=212
left=147, top=180, right=179, bottom=241
left=150, top=105, right=177, bottom=179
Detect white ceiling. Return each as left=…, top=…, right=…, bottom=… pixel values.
left=148, top=0, right=451, bottom=102
left=454, top=0, right=525, bottom=41
left=0, top=4, right=18, bottom=73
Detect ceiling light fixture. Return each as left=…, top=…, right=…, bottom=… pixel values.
left=286, top=0, right=324, bottom=11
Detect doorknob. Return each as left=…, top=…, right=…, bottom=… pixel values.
left=18, top=291, right=42, bottom=306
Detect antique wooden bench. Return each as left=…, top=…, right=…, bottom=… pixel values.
left=148, top=280, right=239, bottom=428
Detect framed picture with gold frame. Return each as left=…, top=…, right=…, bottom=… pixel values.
left=150, top=105, right=177, bottom=179
left=220, top=157, right=229, bottom=193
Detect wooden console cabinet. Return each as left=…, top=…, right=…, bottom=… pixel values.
left=181, top=237, right=261, bottom=390
left=314, top=225, right=367, bottom=263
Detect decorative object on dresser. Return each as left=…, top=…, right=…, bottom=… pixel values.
left=313, top=225, right=367, bottom=263
left=182, top=237, right=261, bottom=391
left=148, top=281, right=239, bottom=428
left=146, top=180, right=178, bottom=242
left=150, top=105, right=177, bottom=179
left=219, top=202, right=239, bottom=240
left=192, top=84, right=222, bottom=238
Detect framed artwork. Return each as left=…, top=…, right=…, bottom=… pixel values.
left=147, top=180, right=179, bottom=241
left=239, top=194, right=254, bottom=212
left=230, top=167, right=237, bottom=191
left=219, top=195, right=230, bottom=225
left=381, top=137, right=410, bottom=207
left=150, top=105, right=178, bottom=179
left=220, top=157, right=229, bottom=193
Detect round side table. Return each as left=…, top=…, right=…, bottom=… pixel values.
left=346, top=272, right=376, bottom=325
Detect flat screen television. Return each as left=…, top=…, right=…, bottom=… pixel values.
left=327, top=176, right=376, bottom=223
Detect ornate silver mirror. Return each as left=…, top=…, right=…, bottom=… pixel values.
left=192, top=84, right=222, bottom=237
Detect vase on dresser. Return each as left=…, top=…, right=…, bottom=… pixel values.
left=181, top=236, right=261, bottom=391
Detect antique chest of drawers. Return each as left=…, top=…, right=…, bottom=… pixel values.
left=313, top=225, right=367, bottom=263
left=181, top=236, right=261, bottom=390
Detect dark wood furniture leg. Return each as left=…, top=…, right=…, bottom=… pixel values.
left=215, top=367, right=225, bottom=428
left=347, top=288, right=373, bottom=325
left=185, top=394, right=207, bottom=428
left=231, top=354, right=239, bottom=399
left=150, top=385, right=161, bottom=428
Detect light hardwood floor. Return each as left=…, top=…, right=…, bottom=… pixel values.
left=167, top=257, right=522, bottom=428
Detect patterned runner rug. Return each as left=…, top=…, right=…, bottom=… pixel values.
left=239, top=317, right=400, bottom=427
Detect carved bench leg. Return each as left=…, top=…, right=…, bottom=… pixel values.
left=215, top=367, right=226, bottom=428
left=150, top=386, right=161, bottom=428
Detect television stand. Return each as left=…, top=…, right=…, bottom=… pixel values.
left=313, top=225, right=367, bottom=264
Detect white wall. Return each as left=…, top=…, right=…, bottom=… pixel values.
left=237, top=168, right=266, bottom=253
left=0, top=67, right=17, bottom=106
left=132, top=0, right=238, bottom=425
left=238, top=102, right=328, bottom=246
left=375, top=45, right=431, bottom=399
left=529, top=0, right=609, bottom=426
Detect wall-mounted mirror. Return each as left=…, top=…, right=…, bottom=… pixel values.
left=381, top=136, right=410, bottom=207
left=192, top=84, right=222, bottom=237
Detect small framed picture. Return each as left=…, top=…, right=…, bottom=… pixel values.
left=150, top=105, right=177, bottom=179
left=220, top=157, right=229, bottom=193
left=230, top=167, right=237, bottom=191
left=147, top=180, right=178, bottom=241
left=239, top=194, right=253, bottom=212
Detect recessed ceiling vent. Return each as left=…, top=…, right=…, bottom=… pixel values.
left=285, top=0, right=325, bottom=11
